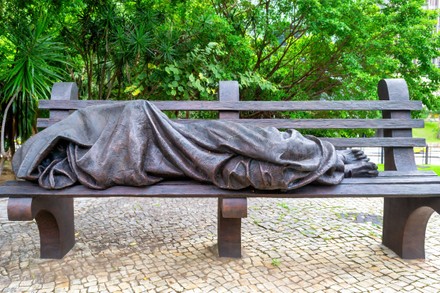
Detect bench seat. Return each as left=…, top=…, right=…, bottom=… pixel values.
left=2, top=171, right=440, bottom=198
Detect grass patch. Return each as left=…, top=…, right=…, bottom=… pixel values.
left=413, top=121, right=440, bottom=143
left=271, top=258, right=281, bottom=267
left=377, top=164, right=440, bottom=175
left=417, top=165, right=440, bottom=175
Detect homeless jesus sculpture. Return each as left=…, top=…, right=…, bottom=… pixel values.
left=12, top=101, right=378, bottom=190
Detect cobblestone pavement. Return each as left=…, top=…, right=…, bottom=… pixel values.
left=2, top=197, right=440, bottom=292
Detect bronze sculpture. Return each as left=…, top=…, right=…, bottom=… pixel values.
left=12, top=101, right=378, bottom=190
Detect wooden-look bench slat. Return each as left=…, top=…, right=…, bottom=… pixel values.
left=322, top=137, right=426, bottom=147
left=4, top=171, right=435, bottom=188
left=2, top=178, right=440, bottom=198
left=4, top=174, right=439, bottom=188
left=39, top=100, right=423, bottom=111
left=177, top=119, right=424, bottom=129
left=33, top=117, right=429, bottom=147
left=37, top=118, right=424, bottom=130
left=378, top=170, right=436, bottom=177
left=344, top=176, right=440, bottom=184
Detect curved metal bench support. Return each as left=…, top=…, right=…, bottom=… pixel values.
left=377, top=79, right=436, bottom=259
left=382, top=198, right=440, bottom=259
left=7, top=197, right=75, bottom=259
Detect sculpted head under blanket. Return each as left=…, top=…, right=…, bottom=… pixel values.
left=12, top=101, right=378, bottom=190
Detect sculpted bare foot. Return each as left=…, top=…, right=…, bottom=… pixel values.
left=344, top=161, right=378, bottom=178
left=338, top=149, right=378, bottom=178
left=338, top=149, right=369, bottom=164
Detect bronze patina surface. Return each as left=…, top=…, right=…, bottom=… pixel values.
left=13, top=101, right=376, bottom=190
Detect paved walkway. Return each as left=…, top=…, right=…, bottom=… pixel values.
left=1, top=197, right=440, bottom=292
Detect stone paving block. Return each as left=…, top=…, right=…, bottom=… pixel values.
left=2, top=198, right=440, bottom=291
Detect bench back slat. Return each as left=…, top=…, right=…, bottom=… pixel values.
left=35, top=116, right=427, bottom=147
left=37, top=118, right=423, bottom=130
left=322, top=137, right=425, bottom=147
left=39, top=99, right=423, bottom=111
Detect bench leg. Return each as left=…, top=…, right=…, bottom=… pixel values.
left=8, top=197, right=75, bottom=259
left=218, top=198, right=247, bottom=258
left=382, top=198, right=440, bottom=259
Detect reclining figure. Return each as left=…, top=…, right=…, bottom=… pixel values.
left=12, top=101, right=378, bottom=190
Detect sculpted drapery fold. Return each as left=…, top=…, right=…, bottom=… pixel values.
left=13, top=101, right=346, bottom=190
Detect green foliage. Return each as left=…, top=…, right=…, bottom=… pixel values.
left=271, top=258, right=281, bottom=267
left=0, top=8, right=67, bottom=150
left=161, top=42, right=227, bottom=100
left=413, top=121, right=440, bottom=143
left=1, top=0, right=440, bottom=149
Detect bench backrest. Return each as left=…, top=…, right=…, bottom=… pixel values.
left=37, top=79, right=424, bottom=172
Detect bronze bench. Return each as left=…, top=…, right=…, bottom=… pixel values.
left=2, top=79, right=440, bottom=260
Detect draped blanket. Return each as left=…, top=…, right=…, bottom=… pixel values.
left=13, top=101, right=345, bottom=190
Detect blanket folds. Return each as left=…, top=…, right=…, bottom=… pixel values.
left=13, top=101, right=345, bottom=190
